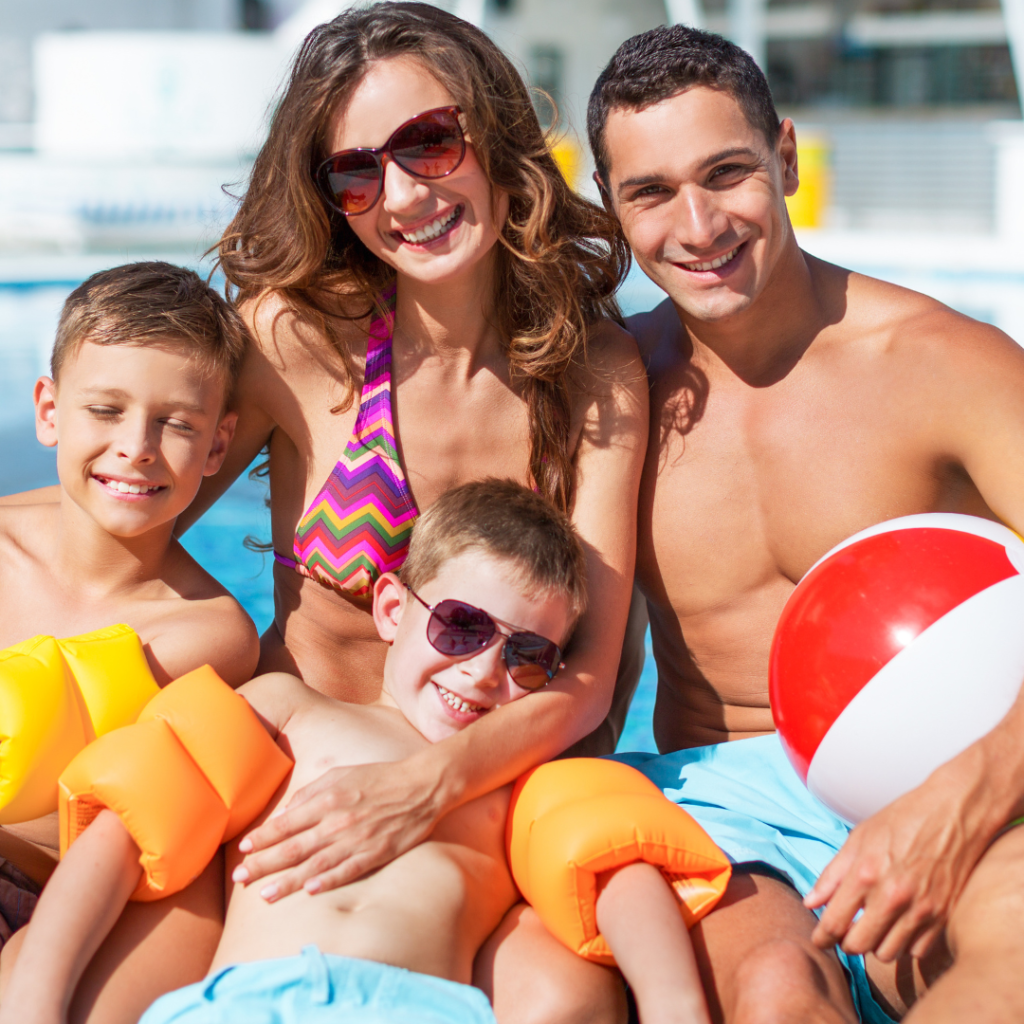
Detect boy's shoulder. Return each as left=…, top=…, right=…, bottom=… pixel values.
left=239, top=673, right=428, bottom=773
left=145, top=540, right=260, bottom=686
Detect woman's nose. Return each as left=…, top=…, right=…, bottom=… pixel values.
left=380, top=156, right=431, bottom=213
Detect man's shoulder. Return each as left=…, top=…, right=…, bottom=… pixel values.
left=836, top=268, right=1020, bottom=370
left=625, top=297, right=682, bottom=373
left=145, top=543, right=259, bottom=686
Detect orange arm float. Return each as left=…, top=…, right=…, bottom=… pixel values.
left=506, top=758, right=732, bottom=966
left=58, top=666, right=293, bottom=901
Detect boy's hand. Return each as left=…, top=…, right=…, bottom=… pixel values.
left=232, top=757, right=443, bottom=899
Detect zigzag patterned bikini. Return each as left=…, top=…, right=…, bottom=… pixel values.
left=274, top=290, right=419, bottom=601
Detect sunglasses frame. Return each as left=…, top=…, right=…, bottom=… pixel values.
left=405, top=587, right=564, bottom=690
left=315, top=105, right=466, bottom=217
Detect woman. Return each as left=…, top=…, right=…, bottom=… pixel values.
left=183, top=4, right=645, bottom=1020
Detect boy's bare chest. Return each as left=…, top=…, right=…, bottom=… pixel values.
left=0, top=557, right=168, bottom=653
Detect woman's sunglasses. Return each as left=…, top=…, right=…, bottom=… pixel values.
left=406, top=587, right=564, bottom=691
left=315, top=106, right=466, bottom=217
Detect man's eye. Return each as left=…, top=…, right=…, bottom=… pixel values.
left=709, top=164, right=747, bottom=182
left=86, top=406, right=120, bottom=418
left=630, top=184, right=667, bottom=201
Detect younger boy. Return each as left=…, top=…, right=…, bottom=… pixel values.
left=2, top=481, right=717, bottom=1024
left=0, top=263, right=259, bottom=978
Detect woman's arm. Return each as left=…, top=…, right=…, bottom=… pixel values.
left=174, top=301, right=278, bottom=536
left=231, top=325, right=649, bottom=899
left=0, top=811, right=142, bottom=1024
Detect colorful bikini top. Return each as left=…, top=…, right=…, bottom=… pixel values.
left=275, top=289, right=419, bottom=601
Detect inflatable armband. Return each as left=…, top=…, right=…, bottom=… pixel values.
left=59, top=665, right=293, bottom=901
left=507, top=758, right=732, bottom=965
left=0, top=625, right=159, bottom=823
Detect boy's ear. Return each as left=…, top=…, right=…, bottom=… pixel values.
left=203, top=411, right=238, bottom=477
left=372, top=572, right=406, bottom=643
left=34, top=377, right=58, bottom=448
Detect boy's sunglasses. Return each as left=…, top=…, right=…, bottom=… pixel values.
left=315, top=106, right=466, bottom=216
left=406, top=587, right=564, bottom=691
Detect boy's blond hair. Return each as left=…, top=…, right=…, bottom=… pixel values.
left=402, top=479, right=588, bottom=625
left=51, top=262, right=248, bottom=396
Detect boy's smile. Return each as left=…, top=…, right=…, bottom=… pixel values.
left=34, top=340, right=236, bottom=540
left=374, top=552, right=572, bottom=743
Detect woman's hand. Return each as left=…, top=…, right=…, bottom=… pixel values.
left=232, top=757, right=443, bottom=899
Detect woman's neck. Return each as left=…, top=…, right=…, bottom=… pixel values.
left=392, top=254, right=504, bottom=374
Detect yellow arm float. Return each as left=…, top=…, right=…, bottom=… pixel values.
left=506, top=758, right=732, bottom=966
left=0, top=625, right=159, bottom=823
left=59, top=665, right=293, bottom=901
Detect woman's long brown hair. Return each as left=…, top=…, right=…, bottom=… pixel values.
left=218, top=1, right=630, bottom=512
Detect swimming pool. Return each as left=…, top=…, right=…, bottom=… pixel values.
left=4, top=254, right=1021, bottom=754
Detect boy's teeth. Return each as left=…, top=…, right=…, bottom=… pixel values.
left=104, top=478, right=158, bottom=494
left=683, top=245, right=740, bottom=272
left=400, top=207, right=459, bottom=244
left=437, top=685, right=485, bottom=714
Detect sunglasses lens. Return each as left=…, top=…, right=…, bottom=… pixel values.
left=392, top=110, right=465, bottom=179
left=322, top=151, right=381, bottom=214
left=428, top=599, right=495, bottom=656
left=505, top=634, right=561, bottom=690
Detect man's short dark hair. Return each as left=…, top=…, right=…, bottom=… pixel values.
left=587, top=25, right=781, bottom=185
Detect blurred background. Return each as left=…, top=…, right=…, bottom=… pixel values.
left=1, top=0, right=1021, bottom=749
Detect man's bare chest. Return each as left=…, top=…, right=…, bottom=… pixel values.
left=639, top=372, right=962, bottom=614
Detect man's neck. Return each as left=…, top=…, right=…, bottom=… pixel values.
left=678, top=240, right=835, bottom=387
left=54, top=493, right=175, bottom=597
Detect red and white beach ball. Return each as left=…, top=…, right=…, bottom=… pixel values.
left=770, top=514, right=1024, bottom=823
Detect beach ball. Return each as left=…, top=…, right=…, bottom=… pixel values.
left=770, top=513, right=1024, bottom=823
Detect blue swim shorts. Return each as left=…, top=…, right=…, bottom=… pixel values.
left=613, top=735, right=897, bottom=1024
left=139, top=945, right=497, bottom=1024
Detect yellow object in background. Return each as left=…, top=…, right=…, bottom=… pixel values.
left=786, top=133, right=830, bottom=229
left=550, top=137, right=581, bottom=191
left=0, top=624, right=159, bottom=823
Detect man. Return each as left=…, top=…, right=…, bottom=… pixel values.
left=589, top=25, right=1024, bottom=1024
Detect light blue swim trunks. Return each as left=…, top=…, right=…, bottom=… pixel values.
left=613, top=735, right=898, bottom=1024
left=139, top=945, right=497, bottom=1024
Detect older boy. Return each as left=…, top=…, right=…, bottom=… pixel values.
left=0, top=262, right=260, bottom=1012
left=2, top=481, right=721, bottom=1024
left=589, top=25, right=1024, bottom=1024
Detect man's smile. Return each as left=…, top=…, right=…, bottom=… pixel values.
left=677, top=244, right=741, bottom=273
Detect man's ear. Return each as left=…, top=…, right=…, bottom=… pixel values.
left=778, top=118, right=799, bottom=198
left=34, top=377, right=58, bottom=448
left=593, top=171, right=615, bottom=214
left=372, top=572, right=406, bottom=643
left=203, top=410, right=238, bottom=476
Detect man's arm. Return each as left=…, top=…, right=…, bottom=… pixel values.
left=806, top=313, right=1024, bottom=962
left=0, top=811, right=141, bottom=1024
